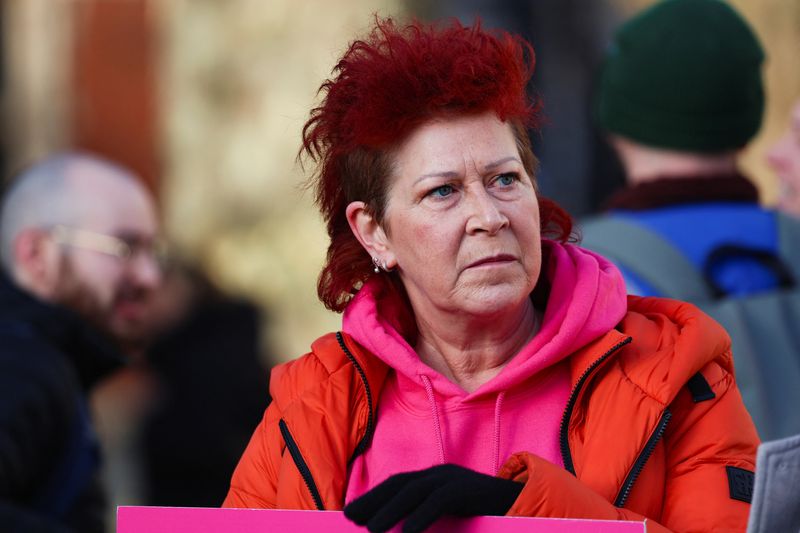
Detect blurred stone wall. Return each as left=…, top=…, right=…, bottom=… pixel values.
left=729, top=0, right=800, bottom=204
left=1, top=0, right=73, bottom=173
left=153, top=0, right=405, bottom=362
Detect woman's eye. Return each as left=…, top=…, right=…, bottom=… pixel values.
left=428, top=184, right=454, bottom=198
left=495, top=173, right=518, bottom=187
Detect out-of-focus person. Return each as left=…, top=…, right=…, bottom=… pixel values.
left=581, top=0, right=800, bottom=441
left=585, top=0, right=768, bottom=296
left=139, top=260, right=270, bottom=507
left=767, top=98, right=800, bottom=218
left=0, top=152, right=161, bottom=532
left=223, top=17, right=759, bottom=532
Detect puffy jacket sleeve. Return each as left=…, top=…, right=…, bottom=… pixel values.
left=499, top=454, right=669, bottom=532
left=223, top=401, right=284, bottom=508
left=499, top=362, right=757, bottom=533
left=658, top=363, right=758, bottom=531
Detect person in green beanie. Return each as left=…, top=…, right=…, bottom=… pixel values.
left=581, top=0, right=800, bottom=442
left=597, top=0, right=764, bottom=153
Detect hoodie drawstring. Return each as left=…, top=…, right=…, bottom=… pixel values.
left=421, top=374, right=446, bottom=465
left=493, top=391, right=506, bottom=475
left=421, top=374, right=506, bottom=474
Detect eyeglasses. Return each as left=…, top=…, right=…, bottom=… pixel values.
left=50, top=225, right=169, bottom=265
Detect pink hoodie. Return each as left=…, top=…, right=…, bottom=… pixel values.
left=343, top=241, right=627, bottom=502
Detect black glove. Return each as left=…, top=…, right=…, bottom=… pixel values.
left=343, top=463, right=524, bottom=533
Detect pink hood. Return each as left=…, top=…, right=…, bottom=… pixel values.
left=343, top=241, right=627, bottom=500
left=344, top=241, right=627, bottom=398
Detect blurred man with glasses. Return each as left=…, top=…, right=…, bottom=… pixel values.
left=0, top=151, right=162, bottom=532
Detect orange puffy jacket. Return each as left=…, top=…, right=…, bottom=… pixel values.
left=224, top=296, right=759, bottom=532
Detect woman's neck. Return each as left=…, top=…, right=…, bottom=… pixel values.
left=413, top=299, right=539, bottom=393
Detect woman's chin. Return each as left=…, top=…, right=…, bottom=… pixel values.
left=452, top=282, right=533, bottom=318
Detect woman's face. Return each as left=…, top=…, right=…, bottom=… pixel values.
left=380, top=112, right=541, bottom=318
left=767, top=100, right=800, bottom=217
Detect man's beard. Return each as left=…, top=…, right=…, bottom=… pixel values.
left=52, top=255, right=151, bottom=349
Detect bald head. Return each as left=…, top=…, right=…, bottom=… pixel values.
left=0, top=152, right=148, bottom=272
left=0, top=151, right=162, bottom=346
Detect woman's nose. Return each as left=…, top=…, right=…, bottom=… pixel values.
left=465, top=189, right=509, bottom=235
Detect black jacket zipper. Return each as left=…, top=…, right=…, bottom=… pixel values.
left=277, top=333, right=375, bottom=510
left=279, top=419, right=325, bottom=510
left=614, top=408, right=672, bottom=507
left=560, top=337, right=632, bottom=475
left=336, top=331, right=376, bottom=462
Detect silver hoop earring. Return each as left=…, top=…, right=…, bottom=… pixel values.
left=372, top=256, right=381, bottom=274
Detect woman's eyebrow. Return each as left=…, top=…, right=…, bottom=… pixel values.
left=413, top=170, right=460, bottom=186
left=413, top=157, right=522, bottom=186
left=481, top=156, right=521, bottom=172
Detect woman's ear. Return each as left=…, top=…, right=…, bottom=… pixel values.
left=346, top=201, right=393, bottom=263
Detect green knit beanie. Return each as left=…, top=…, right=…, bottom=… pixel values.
left=596, top=0, right=765, bottom=152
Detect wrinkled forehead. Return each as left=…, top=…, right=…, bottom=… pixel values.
left=391, top=113, right=521, bottom=175
left=63, top=162, right=159, bottom=236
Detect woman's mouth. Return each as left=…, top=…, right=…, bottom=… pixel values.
left=465, top=254, right=516, bottom=269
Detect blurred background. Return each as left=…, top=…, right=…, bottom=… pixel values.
left=2, top=0, right=798, bottom=361
left=1, top=0, right=798, bottom=528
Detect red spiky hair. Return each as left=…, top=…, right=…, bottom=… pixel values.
left=302, top=17, right=572, bottom=312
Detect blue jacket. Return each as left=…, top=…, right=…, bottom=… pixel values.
left=610, top=202, right=782, bottom=297
left=579, top=175, right=800, bottom=440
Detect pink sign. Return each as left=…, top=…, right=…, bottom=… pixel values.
left=117, top=507, right=646, bottom=532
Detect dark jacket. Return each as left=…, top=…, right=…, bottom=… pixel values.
left=142, top=296, right=270, bottom=507
left=0, top=273, right=123, bottom=533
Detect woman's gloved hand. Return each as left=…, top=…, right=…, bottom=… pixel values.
left=343, top=463, right=524, bottom=533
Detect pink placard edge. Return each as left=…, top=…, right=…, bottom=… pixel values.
left=118, top=506, right=646, bottom=533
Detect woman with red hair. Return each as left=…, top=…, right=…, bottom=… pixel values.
left=224, top=18, right=758, bottom=532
